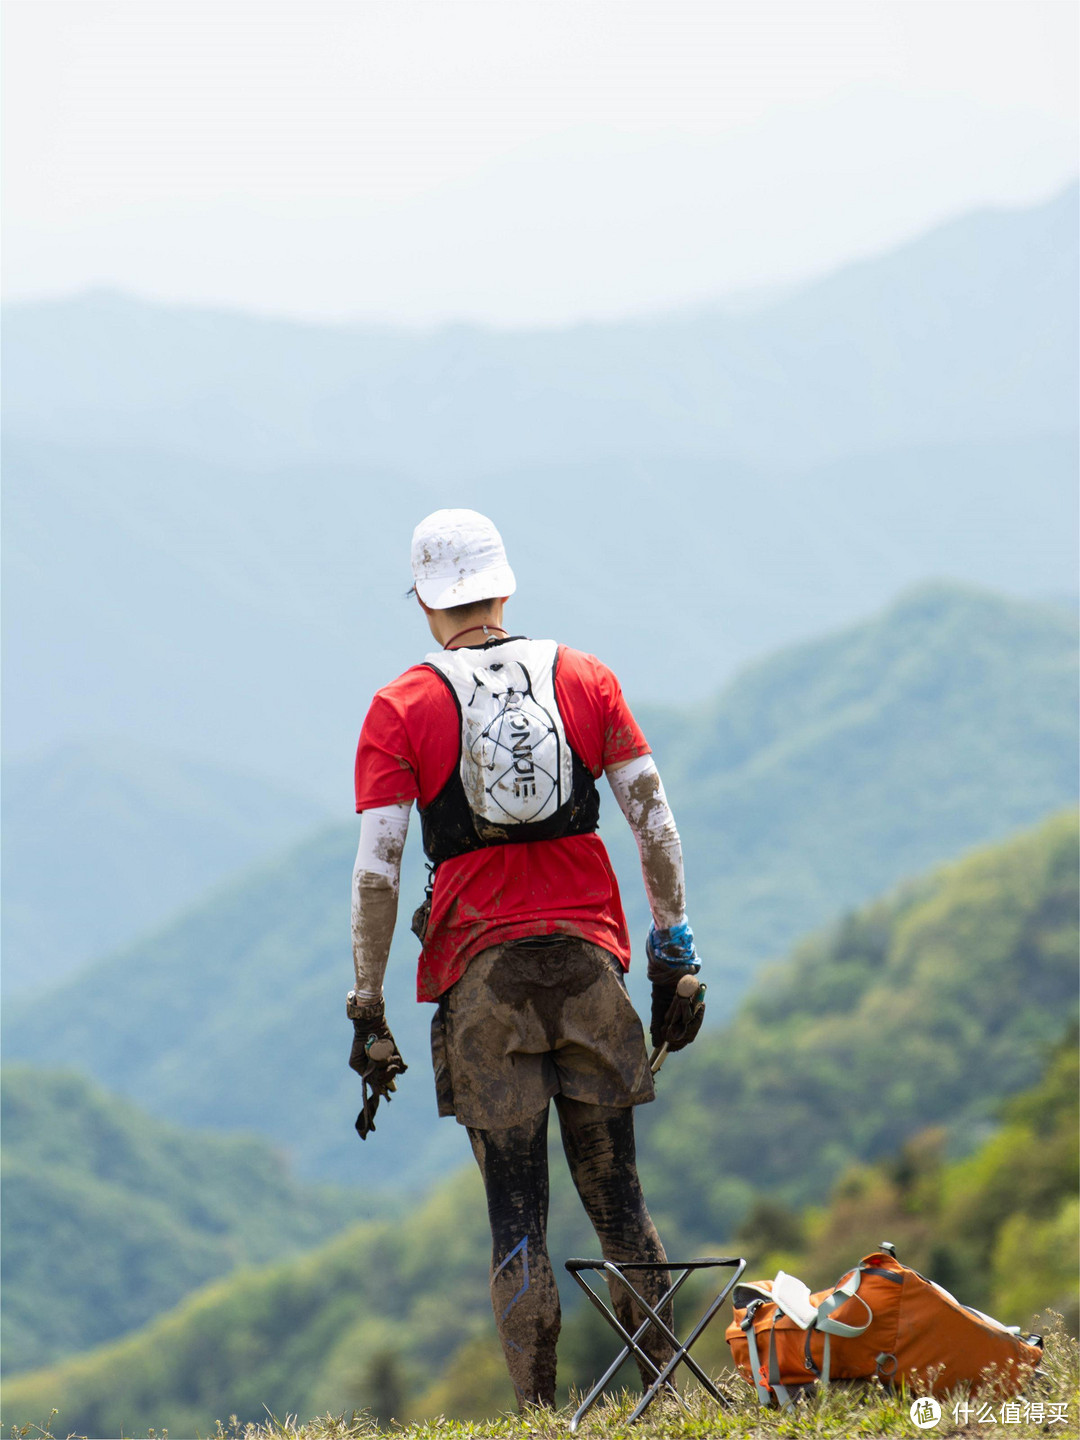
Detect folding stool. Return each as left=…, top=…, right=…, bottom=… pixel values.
left=564, top=1255, right=747, bottom=1430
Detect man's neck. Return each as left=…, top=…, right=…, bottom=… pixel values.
left=444, top=621, right=509, bottom=649
left=425, top=600, right=507, bottom=647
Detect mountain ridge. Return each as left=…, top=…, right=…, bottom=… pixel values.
left=5, top=430, right=1075, bottom=793
left=3, top=184, right=1075, bottom=474
left=3, top=583, right=1074, bottom=1185
left=5, top=183, right=1075, bottom=790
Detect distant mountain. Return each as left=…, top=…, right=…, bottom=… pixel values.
left=3, top=432, right=1075, bottom=797
left=1, top=436, right=442, bottom=798
left=4, top=813, right=1075, bottom=1435
left=0, top=1067, right=376, bottom=1375
left=1, top=741, right=328, bottom=996
left=4, top=187, right=1075, bottom=474
left=3, top=585, right=1074, bottom=1185
left=2, top=188, right=1076, bottom=795
left=631, top=581, right=1080, bottom=988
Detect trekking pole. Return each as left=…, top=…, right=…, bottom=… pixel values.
left=649, top=973, right=707, bottom=1075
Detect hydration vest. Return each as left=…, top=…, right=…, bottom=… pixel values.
left=419, top=637, right=600, bottom=866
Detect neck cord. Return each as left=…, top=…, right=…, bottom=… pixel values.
left=443, top=623, right=509, bottom=650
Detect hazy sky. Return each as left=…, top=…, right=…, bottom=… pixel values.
left=4, top=1, right=1077, bottom=326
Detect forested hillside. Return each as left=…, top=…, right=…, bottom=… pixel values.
left=4, top=814, right=1075, bottom=1434
left=4, top=587, right=1073, bottom=1188
left=2, top=741, right=327, bottom=996
left=1, top=1169, right=494, bottom=1438
left=733, top=1027, right=1079, bottom=1336
left=637, top=810, right=1079, bottom=1228
left=0, top=1069, right=376, bottom=1374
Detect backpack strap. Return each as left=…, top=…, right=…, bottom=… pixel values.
left=741, top=1300, right=774, bottom=1406
left=767, top=1313, right=795, bottom=1409
left=813, top=1269, right=874, bottom=1386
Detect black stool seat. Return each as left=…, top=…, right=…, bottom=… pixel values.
left=564, top=1255, right=746, bottom=1430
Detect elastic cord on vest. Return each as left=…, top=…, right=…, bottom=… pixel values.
left=443, top=624, right=509, bottom=649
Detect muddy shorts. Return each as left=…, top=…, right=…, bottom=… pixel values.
left=430, top=934, right=655, bottom=1130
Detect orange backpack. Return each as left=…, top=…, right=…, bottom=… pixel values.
left=725, top=1246, right=1043, bottom=1407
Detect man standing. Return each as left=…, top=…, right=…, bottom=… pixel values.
left=348, top=509, right=705, bottom=1409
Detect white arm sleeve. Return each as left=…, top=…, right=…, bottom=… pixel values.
left=605, top=755, right=687, bottom=930
left=350, top=802, right=411, bottom=1002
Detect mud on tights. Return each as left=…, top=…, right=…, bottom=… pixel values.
left=467, top=1097, right=672, bottom=1409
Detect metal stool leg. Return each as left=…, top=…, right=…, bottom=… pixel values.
left=566, top=1264, right=701, bottom=1433
left=625, top=1267, right=745, bottom=1423
left=600, top=1264, right=727, bottom=1401
left=565, top=1257, right=746, bottom=1430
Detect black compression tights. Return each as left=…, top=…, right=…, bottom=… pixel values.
left=467, top=1097, right=671, bottom=1409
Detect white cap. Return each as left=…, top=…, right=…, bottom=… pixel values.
left=410, top=509, right=517, bottom=610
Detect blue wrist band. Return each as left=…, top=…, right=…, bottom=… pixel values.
left=647, top=920, right=701, bottom=971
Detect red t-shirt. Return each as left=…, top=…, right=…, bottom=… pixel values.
left=353, top=641, right=650, bottom=1001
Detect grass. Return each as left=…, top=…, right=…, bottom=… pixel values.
left=8, top=1316, right=1076, bottom=1440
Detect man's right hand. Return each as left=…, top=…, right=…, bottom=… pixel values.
left=347, top=993, right=407, bottom=1138
left=646, top=922, right=706, bottom=1052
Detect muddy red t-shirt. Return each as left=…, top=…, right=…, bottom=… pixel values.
left=354, top=641, right=650, bottom=1001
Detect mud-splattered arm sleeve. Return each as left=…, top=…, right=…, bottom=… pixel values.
left=606, top=755, right=686, bottom=930
left=351, top=802, right=411, bottom=1001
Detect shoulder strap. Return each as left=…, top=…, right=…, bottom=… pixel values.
left=740, top=1301, right=774, bottom=1407
left=767, top=1314, right=795, bottom=1409
left=813, top=1270, right=874, bottom=1387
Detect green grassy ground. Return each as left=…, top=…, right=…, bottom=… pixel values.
left=8, top=1317, right=1076, bottom=1440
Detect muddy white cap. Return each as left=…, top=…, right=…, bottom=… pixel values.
left=410, top=509, right=517, bottom=610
